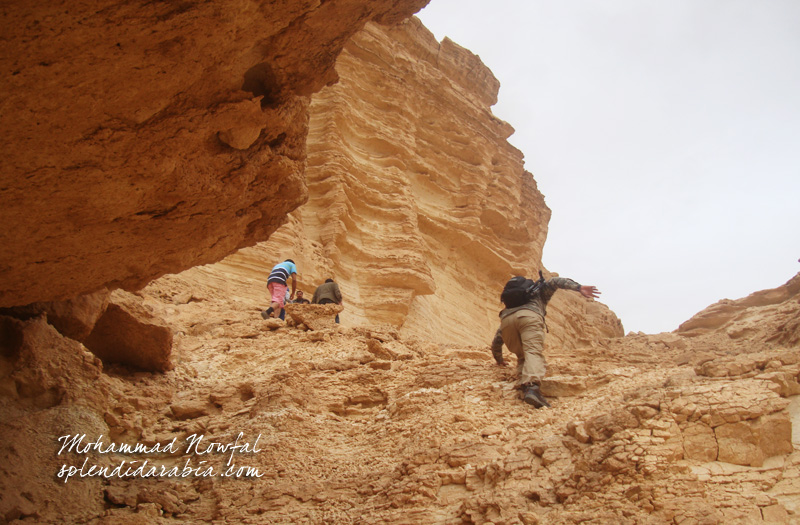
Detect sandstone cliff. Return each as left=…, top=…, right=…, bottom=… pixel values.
left=0, top=1, right=620, bottom=347
left=201, top=19, right=623, bottom=347
left=0, top=0, right=429, bottom=308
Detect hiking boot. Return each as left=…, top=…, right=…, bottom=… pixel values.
left=261, top=307, right=274, bottom=320
left=522, top=383, right=550, bottom=409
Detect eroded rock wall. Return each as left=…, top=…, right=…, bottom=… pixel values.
left=0, top=0, right=429, bottom=309
left=677, top=273, right=800, bottom=346
left=209, top=19, right=623, bottom=346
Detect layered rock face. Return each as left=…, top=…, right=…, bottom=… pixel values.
left=209, top=19, right=623, bottom=346
left=0, top=0, right=429, bottom=308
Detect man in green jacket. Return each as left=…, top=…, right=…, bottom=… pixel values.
left=492, top=274, right=600, bottom=408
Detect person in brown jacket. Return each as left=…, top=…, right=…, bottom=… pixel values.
left=312, top=279, right=343, bottom=323
left=492, top=274, right=600, bottom=408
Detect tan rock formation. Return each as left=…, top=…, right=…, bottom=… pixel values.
left=0, top=316, right=115, bottom=523
left=0, top=315, right=110, bottom=409
left=83, top=290, right=174, bottom=372
left=678, top=272, right=800, bottom=344
left=285, top=303, right=343, bottom=331
left=2, top=4, right=798, bottom=523
left=0, top=0, right=430, bottom=309
left=0, top=289, right=110, bottom=342
left=206, top=19, right=624, bottom=347
left=1, top=239, right=798, bottom=523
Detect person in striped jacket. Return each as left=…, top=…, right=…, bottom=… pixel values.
left=261, top=259, right=298, bottom=320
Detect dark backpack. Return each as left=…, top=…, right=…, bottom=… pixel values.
left=500, top=271, right=545, bottom=308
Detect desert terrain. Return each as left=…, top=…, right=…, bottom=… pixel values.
left=1, top=1, right=798, bottom=523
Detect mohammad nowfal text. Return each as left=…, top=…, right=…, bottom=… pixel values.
left=55, top=432, right=264, bottom=482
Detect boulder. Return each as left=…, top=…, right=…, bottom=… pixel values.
left=285, top=304, right=343, bottom=331
left=83, top=291, right=173, bottom=372
left=715, top=414, right=793, bottom=467
left=682, top=422, right=718, bottom=462
left=541, top=375, right=589, bottom=397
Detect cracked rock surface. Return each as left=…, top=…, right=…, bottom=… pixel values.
left=1, top=269, right=797, bottom=523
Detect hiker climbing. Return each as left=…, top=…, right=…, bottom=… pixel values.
left=312, top=278, right=343, bottom=324
left=491, top=270, right=600, bottom=408
left=262, top=259, right=298, bottom=320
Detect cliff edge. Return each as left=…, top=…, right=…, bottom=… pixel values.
left=202, top=19, right=623, bottom=347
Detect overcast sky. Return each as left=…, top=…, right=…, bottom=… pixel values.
left=418, top=0, right=800, bottom=334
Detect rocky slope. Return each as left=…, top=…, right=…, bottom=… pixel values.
left=2, top=264, right=798, bottom=523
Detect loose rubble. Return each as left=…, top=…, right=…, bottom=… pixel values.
left=1, top=272, right=797, bottom=523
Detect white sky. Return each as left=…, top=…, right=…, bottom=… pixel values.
left=418, top=0, right=800, bottom=334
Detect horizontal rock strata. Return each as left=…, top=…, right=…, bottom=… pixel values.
left=206, top=19, right=623, bottom=346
